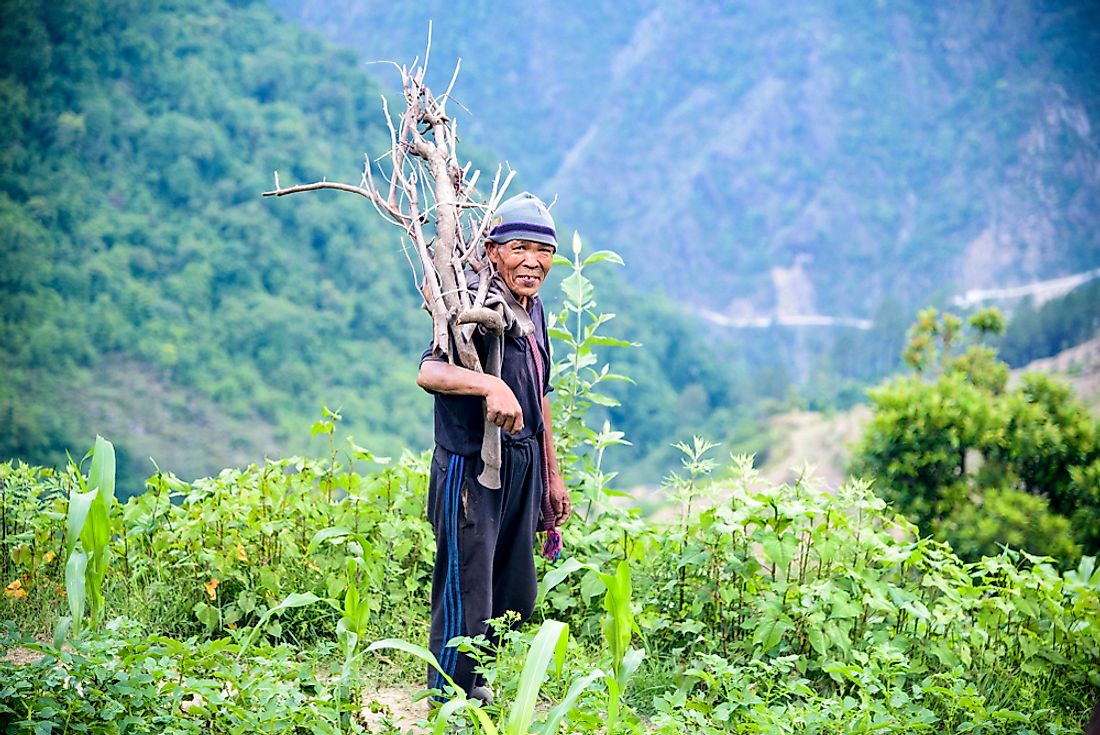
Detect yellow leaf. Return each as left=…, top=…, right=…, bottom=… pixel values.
left=204, top=578, right=219, bottom=601
left=4, top=580, right=27, bottom=599
left=43, top=550, right=57, bottom=564
left=236, top=544, right=248, bottom=563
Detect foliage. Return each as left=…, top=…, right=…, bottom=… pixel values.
left=4, top=443, right=1097, bottom=732
left=1, top=0, right=438, bottom=489
left=0, top=619, right=365, bottom=734
left=547, top=234, right=636, bottom=517
left=853, top=307, right=1100, bottom=560
left=274, top=0, right=1100, bottom=325
left=59, top=435, right=117, bottom=641
left=2, top=249, right=1098, bottom=733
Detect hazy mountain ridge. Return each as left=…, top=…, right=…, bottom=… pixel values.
left=273, top=0, right=1100, bottom=318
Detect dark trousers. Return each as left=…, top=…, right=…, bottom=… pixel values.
left=427, top=436, right=542, bottom=695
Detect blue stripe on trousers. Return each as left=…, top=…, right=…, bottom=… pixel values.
left=446, top=455, right=465, bottom=679
left=433, top=454, right=454, bottom=691
left=434, top=453, right=465, bottom=692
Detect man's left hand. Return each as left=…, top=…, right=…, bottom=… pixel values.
left=548, top=472, right=571, bottom=526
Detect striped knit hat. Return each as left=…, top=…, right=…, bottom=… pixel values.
left=487, top=192, right=557, bottom=249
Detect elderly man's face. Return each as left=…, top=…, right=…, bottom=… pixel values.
left=486, top=239, right=556, bottom=306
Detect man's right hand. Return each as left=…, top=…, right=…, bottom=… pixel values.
left=485, top=377, right=523, bottom=434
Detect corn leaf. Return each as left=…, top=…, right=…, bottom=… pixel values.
left=505, top=620, right=569, bottom=735
left=540, top=668, right=606, bottom=735
left=434, top=697, right=498, bottom=735
left=65, top=549, right=88, bottom=637
left=366, top=638, right=460, bottom=695
left=238, top=591, right=321, bottom=658
left=65, top=489, right=97, bottom=560
left=87, top=435, right=116, bottom=507
left=536, top=557, right=586, bottom=606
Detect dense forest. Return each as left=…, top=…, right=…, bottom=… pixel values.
left=999, top=278, right=1100, bottom=367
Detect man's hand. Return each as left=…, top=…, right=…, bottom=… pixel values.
left=548, top=471, right=571, bottom=525
left=485, top=377, right=524, bottom=434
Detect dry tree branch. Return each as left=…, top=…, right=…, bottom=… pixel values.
left=262, top=37, right=512, bottom=373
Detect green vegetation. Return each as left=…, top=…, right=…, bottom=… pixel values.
left=0, top=0, right=430, bottom=487
left=275, top=0, right=1100, bottom=318
left=1, top=264, right=1098, bottom=733
left=853, top=307, right=1100, bottom=560
left=4, top=1, right=1099, bottom=726
left=2, top=437, right=1097, bottom=731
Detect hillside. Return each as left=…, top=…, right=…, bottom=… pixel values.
left=756, top=329, right=1100, bottom=495
left=273, top=0, right=1100, bottom=321
left=0, top=0, right=439, bottom=490
left=1016, top=335, right=1100, bottom=413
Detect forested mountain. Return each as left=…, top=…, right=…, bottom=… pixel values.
left=272, top=0, right=1100, bottom=321
left=0, top=0, right=758, bottom=491
left=0, top=0, right=435, bottom=488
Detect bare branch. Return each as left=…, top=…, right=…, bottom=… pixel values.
left=442, top=58, right=462, bottom=104
left=263, top=178, right=377, bottom=200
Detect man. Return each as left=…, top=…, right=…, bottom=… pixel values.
left=417, top=192, right=571, bottom=703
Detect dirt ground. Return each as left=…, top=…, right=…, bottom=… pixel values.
left=758, top=406, right=872, bottom=488
left=359, top=684, right=429, bottom=734
left=3, top=646, right=46, bottom=665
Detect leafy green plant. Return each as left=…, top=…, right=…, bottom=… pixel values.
left=0, top=619, right=366, bottom=734
left=308, top=525, right=382, bottom=684
left=2, top=280, right=1098, bottom=732
left=540, top=559, right=644, bottom=731
left=548, top=233, right=637, bottom=520
left=366, top=636, right=497, bottom=734
left=367, top=618, right=608, bottom=735
left=854, top=307, right=1100, bottom=560
left=58, top=435, right=117, bottom=641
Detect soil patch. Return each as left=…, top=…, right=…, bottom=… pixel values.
left=359, top=684, right=429, bottom=734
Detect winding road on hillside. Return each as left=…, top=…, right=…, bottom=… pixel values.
left=695, top=267, right=1100, bottom=330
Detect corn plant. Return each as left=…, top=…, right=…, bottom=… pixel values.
left=308, top=526, right=379, bottom=679
left=235, top=591, right=321, bottom=658
left=58, top=435, right=116, bottom=642
left=366, top=636, right=497, bottom=734
left=367, top=619, right=607, bottom=735
left=539, top=558, right=644, bottom=731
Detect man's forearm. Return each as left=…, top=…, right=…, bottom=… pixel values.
left=419, top=359, right=525, bottom=433
left=417, top=359, right=496, bottom=397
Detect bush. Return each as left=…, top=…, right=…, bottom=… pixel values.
left=853, top=308, right=1100, bottom=560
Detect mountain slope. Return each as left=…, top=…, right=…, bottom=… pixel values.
left=273, top=0, right=1100, bottom=319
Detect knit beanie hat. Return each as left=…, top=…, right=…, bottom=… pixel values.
left=487, top=192, right=557, bottom=249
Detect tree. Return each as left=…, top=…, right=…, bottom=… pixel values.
left=853, top=307, right=1100, bottom=561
